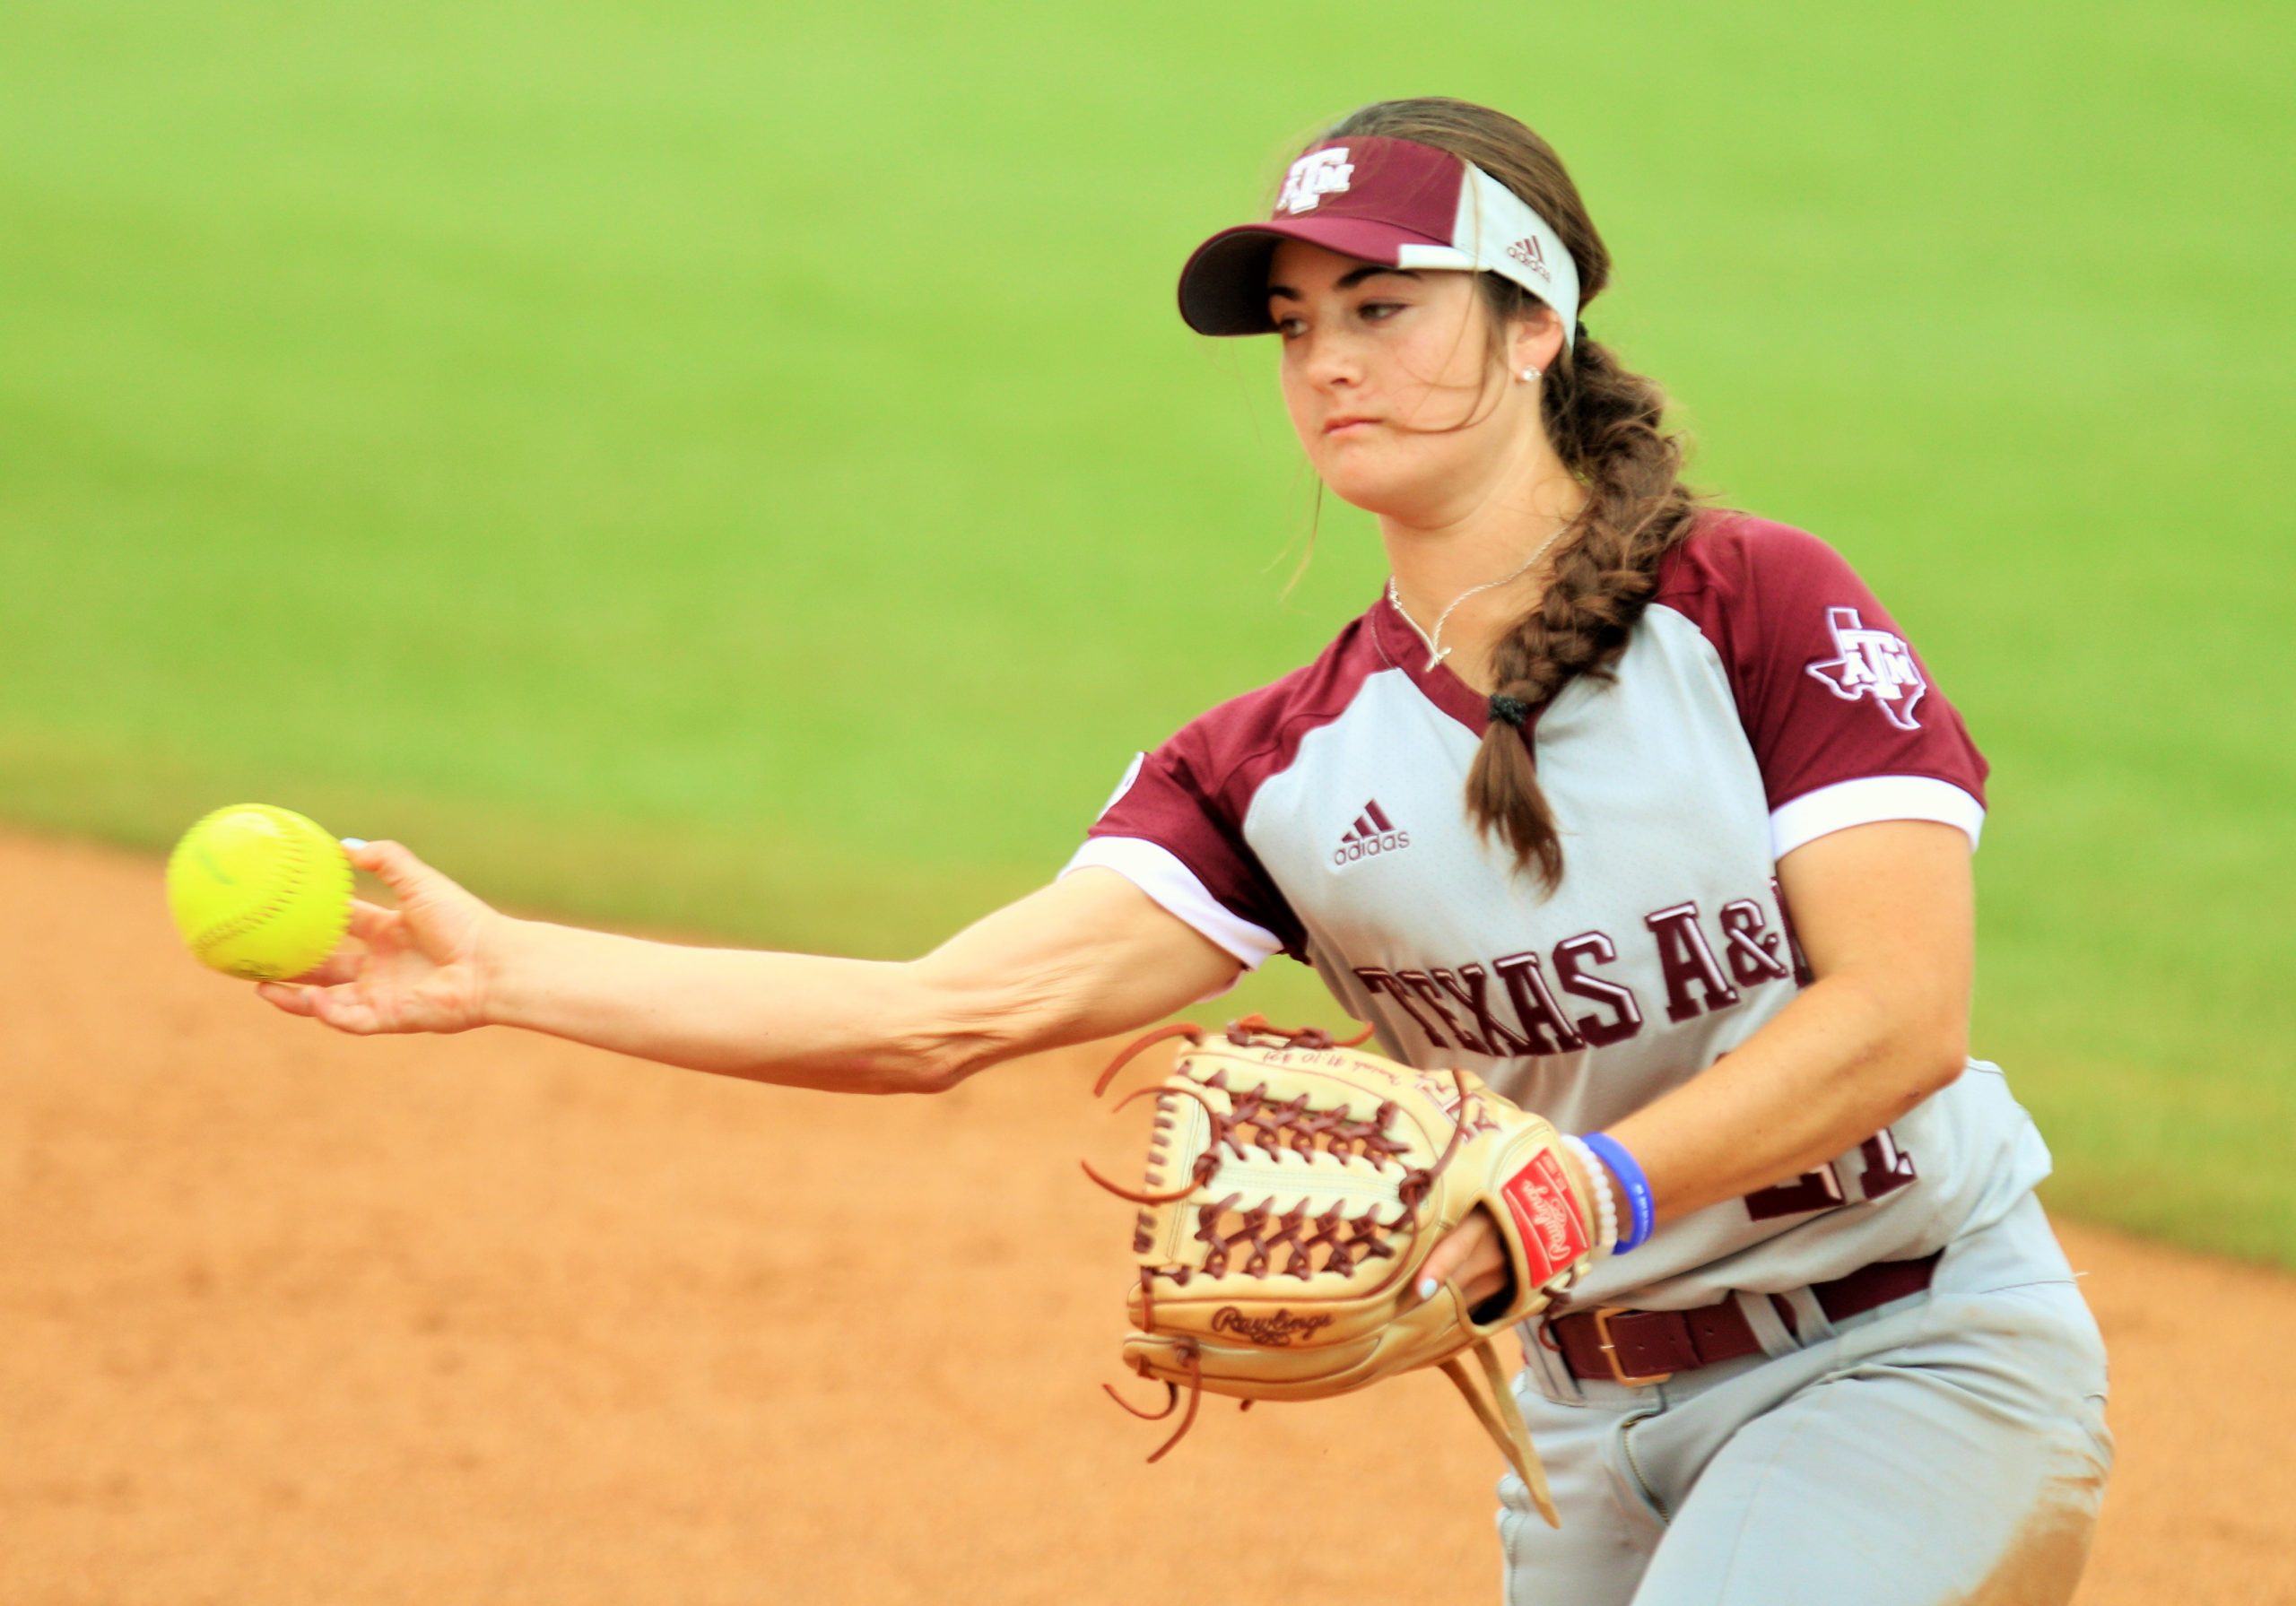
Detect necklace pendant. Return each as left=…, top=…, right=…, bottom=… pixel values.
left=1385, top=517, right=1573, bottom=688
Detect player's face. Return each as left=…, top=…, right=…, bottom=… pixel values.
left=1267, top=239, right=1530, bottom=520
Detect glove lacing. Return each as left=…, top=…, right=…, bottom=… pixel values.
left=1083, top=1013, right=1563, bottom=1527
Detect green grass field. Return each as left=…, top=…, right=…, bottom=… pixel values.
left=4, top=3, right=2289, bottom=1260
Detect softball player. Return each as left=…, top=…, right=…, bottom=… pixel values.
left=260, top=97, right=2111, bottom=1604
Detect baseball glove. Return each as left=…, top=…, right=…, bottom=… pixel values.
left=1083, top=1015, right=1598, bottom=1527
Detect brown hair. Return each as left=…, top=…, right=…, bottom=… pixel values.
left=1320, top=98, right=1706, bottom=891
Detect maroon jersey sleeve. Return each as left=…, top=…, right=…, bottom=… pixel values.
left=1059, top=624, right=1396, bottom=968
left=1657, top=516, right=1991, bottom=856
left=1065, top=725, right=1307, bottom=967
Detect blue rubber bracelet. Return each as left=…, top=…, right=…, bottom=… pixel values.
left=1580, top=1132, right=1655, bottom=1254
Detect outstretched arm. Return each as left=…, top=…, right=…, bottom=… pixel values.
left=256, top=840, right=1241, bottom=1094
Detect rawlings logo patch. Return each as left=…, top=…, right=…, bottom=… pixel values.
left=1500, top=1151, right=1591, bottom=1285
left=1805, top=606, right=1928, bottom=731
left=1211, top=1307, right=1337, bottom=1347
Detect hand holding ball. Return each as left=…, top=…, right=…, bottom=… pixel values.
left=166, top=804, right=353, bottom=981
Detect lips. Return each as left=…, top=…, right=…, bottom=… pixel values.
left=1324, top=415, right=1380, bottom=436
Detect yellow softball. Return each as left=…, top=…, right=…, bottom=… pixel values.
left=165, top=803, right=355, bottom=982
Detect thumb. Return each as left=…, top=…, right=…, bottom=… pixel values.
left=344, top=838, right=434, bottom=896
left=342, top=837, right=492, bottom=972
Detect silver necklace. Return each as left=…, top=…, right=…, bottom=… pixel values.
left=1387, top=520, right=1572, bottom=673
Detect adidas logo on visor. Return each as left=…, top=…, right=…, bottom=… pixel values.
left=1505, top=236, right=1552, bottom=283
left=1333, top=799, right=1410, bottom=865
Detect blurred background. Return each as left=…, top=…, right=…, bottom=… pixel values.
left=4, top=0, right=2288, bottom=1258
left=6, top=3, right=2295, bottom=1600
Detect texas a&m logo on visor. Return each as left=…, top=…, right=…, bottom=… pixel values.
left=1805, top=606, right=1928, bottom=731
left=1278, top=148, right=1354, bottom=214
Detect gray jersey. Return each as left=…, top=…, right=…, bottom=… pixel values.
left=1065, top=512, right=2049, bottom=1310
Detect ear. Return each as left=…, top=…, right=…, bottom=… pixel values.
left=1509, top=303, right=1568, bottom=378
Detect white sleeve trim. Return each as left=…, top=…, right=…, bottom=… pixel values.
left=1059, top=838, right=1283, bottom=969
left=1770, top=776, right=1987, bottom=860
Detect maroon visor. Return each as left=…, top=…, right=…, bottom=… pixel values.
left=1177, top=135, right=1581, bottom=343
left=1179, top=136, right=1481, bottom=336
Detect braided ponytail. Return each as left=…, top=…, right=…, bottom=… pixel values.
left=1323, top=100, right=1705, bottom=890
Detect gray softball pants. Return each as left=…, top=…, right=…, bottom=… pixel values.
left=1500, top=1193, right=2112, bottom=1605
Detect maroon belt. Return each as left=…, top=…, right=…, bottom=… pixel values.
left=1545, top=1251, right=1943, bottom=1386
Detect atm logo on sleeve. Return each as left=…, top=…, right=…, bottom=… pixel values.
left=1805, top=607, right=1928, bottom=731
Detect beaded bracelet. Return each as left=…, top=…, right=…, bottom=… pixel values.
left=1560, top=1134, right=1619, bottom=1254
left=1579, top=1131, right=1656, bottom=1254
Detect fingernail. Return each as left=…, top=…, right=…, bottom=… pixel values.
left=1417, top=1277, right=1439, bottom=1301
left=340, top=838, right=368, bottom=851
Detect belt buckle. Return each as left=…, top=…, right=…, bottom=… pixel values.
left=1591, top=1306, right=1674, bottom=1387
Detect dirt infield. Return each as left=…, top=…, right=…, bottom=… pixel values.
left=3, top=826, right=2290, bottom=1605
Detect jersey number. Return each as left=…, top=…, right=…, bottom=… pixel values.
left=1743, top=1131, right=1917, bottom=1222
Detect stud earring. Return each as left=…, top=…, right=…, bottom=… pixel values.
left=1518, top=366, right=1542, bottom=383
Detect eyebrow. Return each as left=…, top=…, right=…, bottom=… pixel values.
left=1266, top=265, right=1422, bottom=302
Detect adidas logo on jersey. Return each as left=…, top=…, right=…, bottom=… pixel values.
left=1333, top=800, right=1410, bottom=866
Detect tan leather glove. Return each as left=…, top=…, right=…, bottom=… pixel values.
left=1085, top=1017, right=1598, bottom=1527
